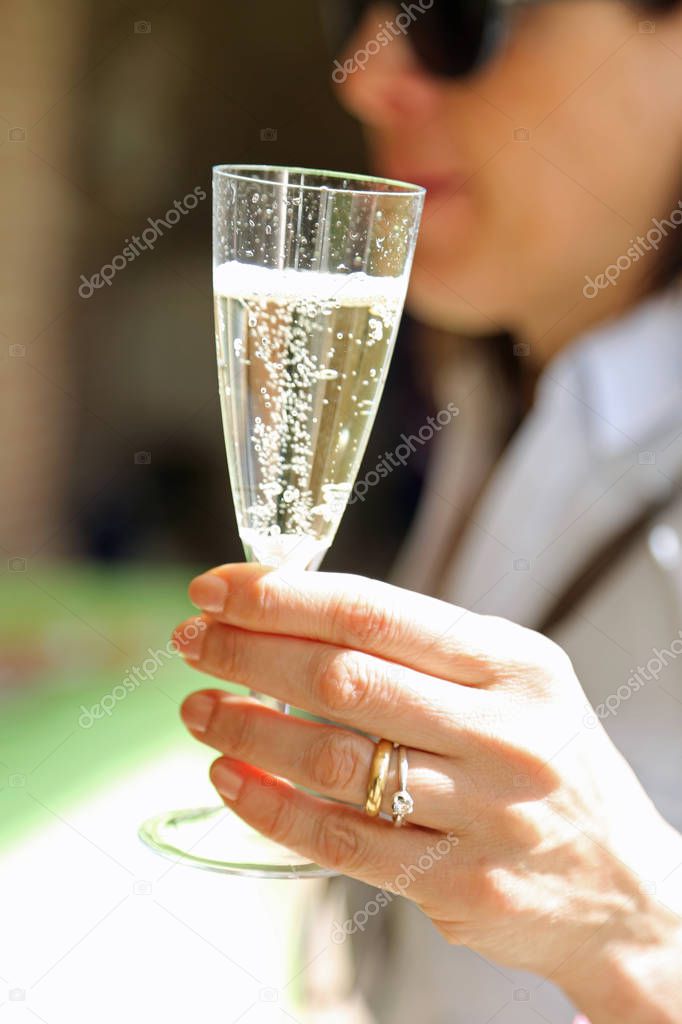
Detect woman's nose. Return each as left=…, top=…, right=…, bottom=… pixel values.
left=333, top=4, right=443, bottom=127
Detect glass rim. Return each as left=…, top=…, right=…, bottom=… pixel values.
left=212, top=163, right=426, bottom=198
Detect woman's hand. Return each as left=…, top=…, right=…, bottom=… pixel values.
left=173, top=564, right=682, bottom=1023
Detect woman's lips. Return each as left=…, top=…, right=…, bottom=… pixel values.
left=388, top=169, right=470, bottom=202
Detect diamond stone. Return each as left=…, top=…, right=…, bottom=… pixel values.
left=392, top=790, right=414, bottom=817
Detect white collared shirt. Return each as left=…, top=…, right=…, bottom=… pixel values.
left=394, top=285, right=682, bottom=628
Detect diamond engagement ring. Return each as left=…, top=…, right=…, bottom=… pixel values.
left=391, top=745, right=414, bottom=827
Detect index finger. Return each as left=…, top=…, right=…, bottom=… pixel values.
left=188, top=563, right=504, bottom=684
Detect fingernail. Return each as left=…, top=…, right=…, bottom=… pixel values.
left=211, top=760, right=244, bottom=802
left=189, top=573, right=227, bottom=613
left=182, top=693, right=215, bottom=733
left=174, top=618, right=206, bottom=661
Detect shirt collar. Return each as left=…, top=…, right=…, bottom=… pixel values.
left=538, top=284, right=682, bottom=458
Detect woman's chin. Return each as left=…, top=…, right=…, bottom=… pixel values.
left=406, top=263, right=505, bottom=337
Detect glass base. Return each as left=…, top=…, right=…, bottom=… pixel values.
left=139, top=806, right=337, bottom=878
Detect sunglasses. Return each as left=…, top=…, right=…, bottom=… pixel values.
left=320, top=0, right=547, bottom=80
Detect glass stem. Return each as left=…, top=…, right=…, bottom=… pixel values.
left=249, top=689, right=289, bottom=715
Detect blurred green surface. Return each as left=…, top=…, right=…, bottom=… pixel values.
left=0, top=563, right=231, bottom=850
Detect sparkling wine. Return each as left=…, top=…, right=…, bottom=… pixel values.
left=214, top=260, right=407, bottom=567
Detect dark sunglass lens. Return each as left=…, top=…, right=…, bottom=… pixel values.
left=408, top=0, right=495, bottom=78
left=319, top=0, right=503, bottom=81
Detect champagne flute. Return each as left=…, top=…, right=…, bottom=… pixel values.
left=139, top=165, right=424, bottom=877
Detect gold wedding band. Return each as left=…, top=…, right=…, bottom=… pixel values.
left=365, top=738, right=393, bottom=817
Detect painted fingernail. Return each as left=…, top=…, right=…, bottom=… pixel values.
left=182, top=693, right=215, bottom=733
left=211, top=760, right=244, bottom=802
left=189, top=573, right=227, bottom=614
left=173, top=618, right=206, bottom=661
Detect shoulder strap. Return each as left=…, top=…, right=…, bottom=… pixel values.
left=539, top=480, right=682, bottom=635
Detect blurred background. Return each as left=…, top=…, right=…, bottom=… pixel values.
left=1, top=0, right=434, bottom=576
left=0, top=2, right=436, bottom=1021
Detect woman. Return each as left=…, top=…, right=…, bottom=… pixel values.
left=174, top=1, right=682, bottom=1020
